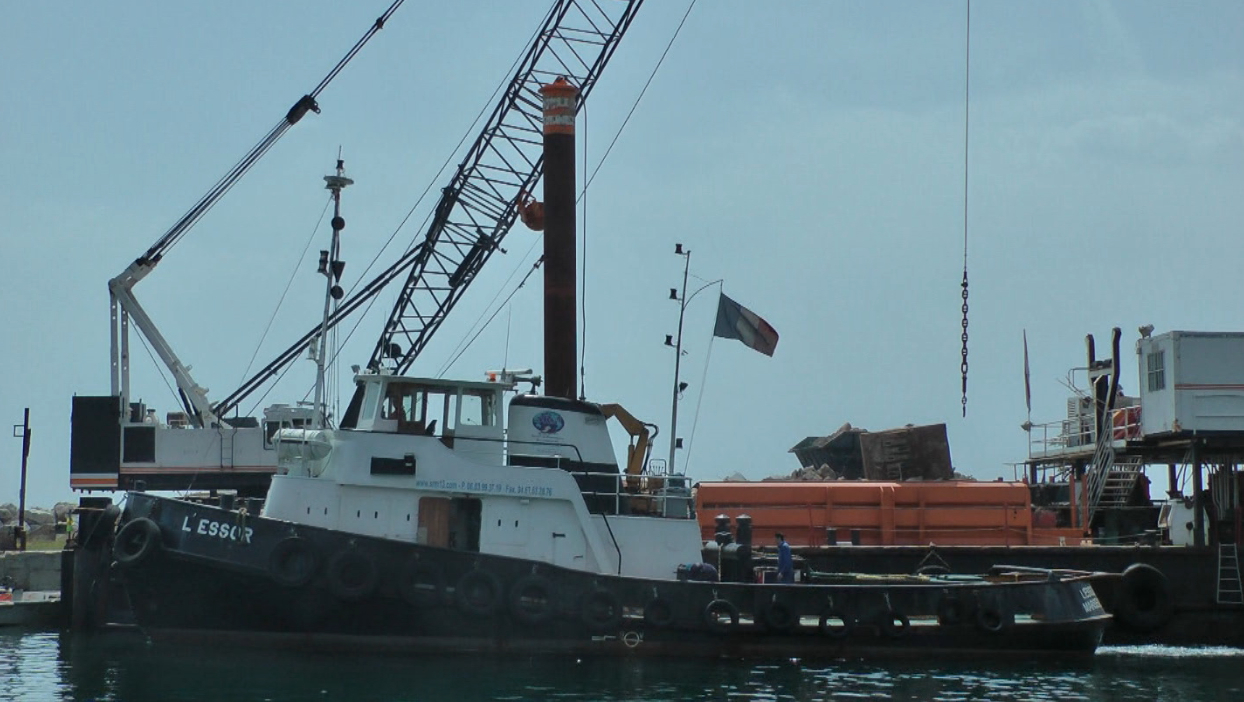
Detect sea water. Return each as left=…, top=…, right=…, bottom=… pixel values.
left=1, top=630, right=1241, bottom=702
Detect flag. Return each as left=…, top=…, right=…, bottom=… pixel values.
left=714, top=293, right=779, bottom=356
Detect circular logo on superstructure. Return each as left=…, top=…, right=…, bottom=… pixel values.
left=532, top=410, right=565, bottom=434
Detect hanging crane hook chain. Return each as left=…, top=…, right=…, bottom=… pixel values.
left=960, top=271, right=969, bottom=417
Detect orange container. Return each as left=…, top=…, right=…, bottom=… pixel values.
left=695, top=481, right=1079, bottom=547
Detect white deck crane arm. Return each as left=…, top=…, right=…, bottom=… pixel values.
left=109, top=258, right=218, bottom=427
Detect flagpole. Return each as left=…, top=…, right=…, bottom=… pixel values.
left=668, top=245, right=692, bottom=473
left=667, top=244, right=723, bottom=475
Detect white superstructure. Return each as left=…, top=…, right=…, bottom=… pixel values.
left=266, top=372, right=700, bottom=580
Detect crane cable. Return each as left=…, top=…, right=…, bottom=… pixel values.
left=144, top=1, right=405, bottom=265
left=960, top=0, right=972, bottom=418
left=237, top=197, right=333, bottom=389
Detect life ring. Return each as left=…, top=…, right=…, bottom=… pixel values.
left=975, top=603, right=1010, bottom=633
left=936, top=594, right=968, bottom=626
left=114, top=518, right=162, bottom=567
left=509, top=575, right=555, bottom=625
left=268, top=537, right=319, bottom=587
left=703, top=599, right=739, bottom=632
left=399, top=558, right=445, bottom=607
left=762, top=600, right=798, bottom=631
left=916, top=564, right=950, bottom=577
left=643, top=597, right=676, bottom=629
left=879, top=610, right=910, bottom=638
left=818, top=608, right=852, bottom=638
left=456, top=570, right=503, bottom=617
left=326, top=548, right=378, bottom=601
left=580, top=589, right=623, bottom=631
left=1114, top=563, right=1174, bottom=632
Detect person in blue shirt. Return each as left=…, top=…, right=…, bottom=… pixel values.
left=776, top=532, right=794, bottom=584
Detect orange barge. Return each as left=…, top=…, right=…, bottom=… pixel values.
left=695, top=480, right=1084, bottom=547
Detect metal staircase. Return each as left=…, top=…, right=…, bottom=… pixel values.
left=1096, top=455, right=1145, bottom=509
left=1081, top=415, right=1119, bottom=528
left=1218, top=543, right=1243, bottom=605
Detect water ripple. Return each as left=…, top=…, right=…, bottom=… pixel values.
left=0, top=631, right=1241, bottom=702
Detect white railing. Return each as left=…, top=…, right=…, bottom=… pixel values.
left=1027, top=407, right=1141, bottom=459
left=569, top=469, right=694, bottom=520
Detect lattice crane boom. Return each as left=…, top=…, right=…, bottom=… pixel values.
left=215, top=0, right=645, bottom=419
left=372, top=0, right=645, bottom=376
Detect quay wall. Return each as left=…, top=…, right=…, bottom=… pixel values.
left=0, top=550, right=63, bottom=591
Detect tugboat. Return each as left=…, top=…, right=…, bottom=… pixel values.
left=109, top=350, right=1112, bottom=658
left=66, top=2, right=1109, bottom=658
left=106, top=116, right=1109, bottom=663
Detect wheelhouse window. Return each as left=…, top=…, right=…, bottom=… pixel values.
left=359, top=381, right=380, bottom=422
left=459, top=390, right=497, bottom=427
left=1147, top=351, right=1166, bottom=392
left=383, top=384, right=432, bottom=435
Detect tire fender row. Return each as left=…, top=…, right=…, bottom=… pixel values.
left=250, top=537, right=1059, bottom=637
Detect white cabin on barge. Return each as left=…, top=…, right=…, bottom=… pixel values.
left=265, top=371, right=701, bottom=580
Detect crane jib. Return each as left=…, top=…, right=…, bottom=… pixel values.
left=217, top=0, right=646, bottom=418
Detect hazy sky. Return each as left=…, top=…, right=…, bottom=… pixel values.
left=4, top=1, right=1244, bottom=508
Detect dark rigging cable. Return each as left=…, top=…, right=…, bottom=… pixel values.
left=238, top=196, right=333, bottom=387
left=440, top=258, right=545, bottom=376
left=960, top=0, right=972, bottom=418
left=579, top=101, right=588, bottom=400
left=139, top=1, right=404, bottom=264
left=581, top=0, right=698, bottom=194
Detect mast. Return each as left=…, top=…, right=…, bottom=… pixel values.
left=314, top=159, right=352, bottom=427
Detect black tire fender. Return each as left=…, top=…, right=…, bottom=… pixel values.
left=325, top=548, right=378, bottom=601
left=880, top=609, right=911, bottom=638
left=456, top=570, right=504, bottom=617
left=975, top=603, right=1010, bottom=633
left=399, top=557, right=445, bottom=607
left=762, top=600, right=798, bottom=631
left=643, top=597, right=676, bottom=629
left=268, top=537, right=319, bottom=587
left=580, top=588, right=623, bottom=631
left=1114, top=563, right=1174, bottom=633
left=818, top=608, right=852, bottom=638
left=937, top=594, right=968, bottom=626
left=509, top=575, right=555, bottom=625
left=703, top=599, right=739, bottom=632
left=113, top=518, right=162, bottom=567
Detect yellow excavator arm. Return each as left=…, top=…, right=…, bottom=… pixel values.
left=599, top=403, right=652, bottom=477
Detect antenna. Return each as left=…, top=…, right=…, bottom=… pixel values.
left=314, top=157, right=353, bottom=427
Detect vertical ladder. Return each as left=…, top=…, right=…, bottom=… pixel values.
left=1218, top=543, right=1243, bottom=605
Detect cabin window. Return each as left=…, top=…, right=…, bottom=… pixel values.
left=417, top=496, right=481, bottom=551
left=460, top=391, right=497, bottom=427
left=1147, top=351, right=1166, bottom=392
left=381, top=383, right=466, bottom=436
left=360, top=382, right=380, bottom=422
left=384, top=385, right=431, bottom=434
